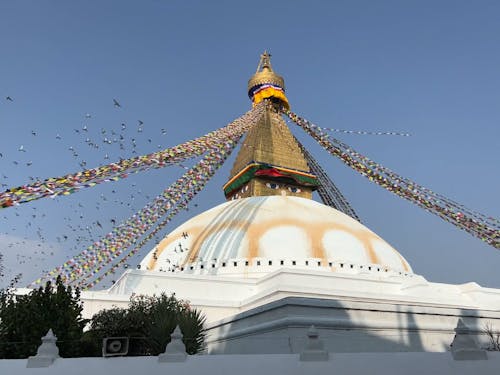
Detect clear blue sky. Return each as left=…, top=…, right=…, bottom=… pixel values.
left=0, top=1, right=499, bottom=289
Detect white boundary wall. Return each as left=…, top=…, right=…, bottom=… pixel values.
left=1, top=352, right=500, bottom=375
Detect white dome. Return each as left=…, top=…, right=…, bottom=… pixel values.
left=140, top=196, right=413, bottom=277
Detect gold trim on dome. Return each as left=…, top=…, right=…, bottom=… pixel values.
left=248, top=73, right=285, bottom=92
left=247, top=51, right=285, bottom=92
left=145, top=216, right=414, bottom=272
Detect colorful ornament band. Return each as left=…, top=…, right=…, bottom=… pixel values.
left=83, top=144, right=234, bottom=289
left=78, top=125, right=257, bottom=290
left=283, top=109, right=500, bottom=249
left=297, top=139, right=361, bottom=222
left=223, top=162, right=318, bottom=197
left=1, top=107, right=263, bottom=210
left=249, top=84, right=290, bottom=110
left=30, top=103, right=265, bottom=288
left=316, top=126, right=411, bottom=137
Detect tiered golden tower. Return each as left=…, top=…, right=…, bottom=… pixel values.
left=223, top=52, right=318, bottom=200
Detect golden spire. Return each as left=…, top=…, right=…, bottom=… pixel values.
left=247, top=51, right=289, bottom=110
left=256, top=50, right=273, bottom=72
left=223, top=53, right=317, bottom=201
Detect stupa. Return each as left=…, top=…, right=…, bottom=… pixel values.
left=80, top=52, right=500, bottom=354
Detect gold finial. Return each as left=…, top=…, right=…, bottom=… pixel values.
left=248, top=51, right=289, bottom=109
left=223, top=53, right=317, bottom=200
left=256, top=51, right=273, bottom=73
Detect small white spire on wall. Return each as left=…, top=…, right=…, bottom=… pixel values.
left=158, top=325, right=188, bottom=362
left=299, top=325, right=329, bottom=361
left=450, top=319, right=488, bottom=361
left=26, top=329, right=60, bottom=368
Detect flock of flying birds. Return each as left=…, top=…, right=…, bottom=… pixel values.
left=0, top=95, right=192, bottom=286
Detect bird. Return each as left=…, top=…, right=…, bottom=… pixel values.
left=85, top=113, right=92, bottom=119
left=31, top=130, right=37, bottom=136
left=18, top=145, right=25, bottom=152
left=182, top=232, right=189, bottom=239
left=5, top=96, right=13, bottom=101
left=113, top=99, right=121, bottom=108
left=56, top=134, right=62, bottom=140
left=138, top=120, right=144, bottom=126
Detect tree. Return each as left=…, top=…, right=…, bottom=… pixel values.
left=0, top=275, right=87, bottom=359
left=87, top=293, right=206, bottom=355
left=483, top=323, right=500, bottom=351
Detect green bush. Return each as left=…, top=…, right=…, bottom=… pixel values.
left=0, top=276, right=87, bottom=359
left=0, top=277, right=205, bottom=358
left=87, top=293, right=206, bottom=355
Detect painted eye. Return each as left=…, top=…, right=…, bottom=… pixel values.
left=244, top=185, right=249, bottom=192
left=288, top=186, right=301, bottom=193
left=266, top=182, right=280, bottom=190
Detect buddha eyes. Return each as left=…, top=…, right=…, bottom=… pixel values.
left=265, top=182, right=301, bottom=193
left=266, top=182, right=280, bottom=190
